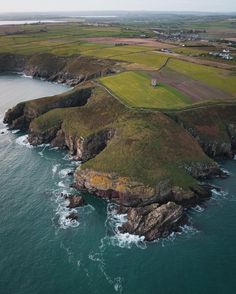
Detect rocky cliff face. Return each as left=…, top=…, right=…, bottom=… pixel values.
left=74, top=168, right=213, bottom=208
left=4, top=86, right=93, bottom=131
left=65, top=128, right=115, bottom=161
left=0, top=54, right=27, bottom=72
left=168, top=105, right=236, bottom=159
left=228, top=123, right=236, bottom=154
left=0, top=53, right=119, bottom=86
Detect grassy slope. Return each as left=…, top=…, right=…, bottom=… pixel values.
left=31, top=85, right=213, bottom=189
left=100, top=71, right=192, bottom=109
left=170, top=104, right=236, bottom=144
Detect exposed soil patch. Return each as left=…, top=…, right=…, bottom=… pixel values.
left=151, top=67, right=232, bottom=101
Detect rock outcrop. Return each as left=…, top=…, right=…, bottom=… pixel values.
left=66, top=212, right=78, bottom=221
left=74, top=169, right=212, bottom=207
left=183, top=161, right=226, bottom=180
left=119, top=202, right=186, bottom=241
left=65, top=195, right=85, bottom=209
left=64, top=128, right=115, bottom=161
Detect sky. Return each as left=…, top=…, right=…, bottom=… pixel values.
left=0, top=0, right=235, bottom=13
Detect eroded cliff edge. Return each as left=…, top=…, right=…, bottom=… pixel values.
left=4, top=78, right=236, bottom=241
left=0, top=53, right=119, bottom=86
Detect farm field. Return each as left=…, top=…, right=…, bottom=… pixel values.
left=167, top=59, right=236, bottom=96
left=0, top=22, right=151, bottom=55
left=100, top=71, right=192, bottom=109
left=0, top=21, right=236, bottom=111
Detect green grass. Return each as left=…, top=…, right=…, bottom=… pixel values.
left=100, top=71, right=191, bottom=109
left=172, top=47, right=209, bottom=56
left=81, top=46, right=168, bottom=68
left=31, top=85, right=209, bottom=189
left=168, top=59, right=236, bottom=95
left=0, top=23, right=149, bottom=56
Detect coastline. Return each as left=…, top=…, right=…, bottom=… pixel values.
left=2, top=55, right=236, bottom=241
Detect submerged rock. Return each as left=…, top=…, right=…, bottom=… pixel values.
left=119, top=202, right=186, bottom=241
left=66, top=212, right=78, bottom=221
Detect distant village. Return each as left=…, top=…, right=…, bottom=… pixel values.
left=152, top=29, right=205, bottom=42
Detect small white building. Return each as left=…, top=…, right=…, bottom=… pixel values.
left=151, top=79, right=158, bottom=87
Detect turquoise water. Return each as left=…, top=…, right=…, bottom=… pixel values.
left=0, top=74, right=236, bottom=294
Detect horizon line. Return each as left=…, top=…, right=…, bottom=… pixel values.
left=0, top=10, right=236, bottom=14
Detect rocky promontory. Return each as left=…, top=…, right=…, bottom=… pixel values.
left=3, top=59, right=236, bottom=240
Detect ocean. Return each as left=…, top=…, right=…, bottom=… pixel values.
left=0, top=73, right=236, bottom=294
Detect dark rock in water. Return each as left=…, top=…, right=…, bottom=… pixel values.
left=119, top=202, right=186, bottom=241
left=70, top=183, right=77, bottom=189
left=66, top=212, right=78, bottom=221
left=201, top=183, right=221, bottom=192
left=67, top=172, right=74, bottom=176
left=1, top=131, right=4, bottom=134
left=65, top=195, right=85, bottom=208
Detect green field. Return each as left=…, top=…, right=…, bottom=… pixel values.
left=85, top=49, right=167, bottom=68
left=168, top=59, right=236, bottom=95
left=100, top=71, right=191, bottom=109
left=0, top=23, right=150, bottom=55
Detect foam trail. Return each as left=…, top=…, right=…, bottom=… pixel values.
left=53, top=190, right=80, bottom=229
left=52, top=164, right=60, bottom=176
left=38, top=144, right=48, bottom=156
left=21, top=73, right=33, bottom=79
left=192, top=205, right=205, bottom=213
left=58, top=168, right=73, bottom=179
left=11, top=129, right=20, bottom=134
left=58, top=181, right=66, bottom=188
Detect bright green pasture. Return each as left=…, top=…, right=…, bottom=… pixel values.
left=100, top=71, right=191, bottom=109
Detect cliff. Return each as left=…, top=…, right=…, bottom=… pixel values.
left=0, top=53, right=119, bottom=86
left=168, top=105, right=236, bottom=159
left=4, top=78, right=234, bottom=240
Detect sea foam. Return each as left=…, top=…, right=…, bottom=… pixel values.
left=15, top=135, right=33, bottom=148
left=106, top=204, right=146, bottom=249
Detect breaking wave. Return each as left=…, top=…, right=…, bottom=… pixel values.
left=0, top=127, right=9, bottom=135
left=52, top=164, right=61, bottom=177
left=105, top=203, right=146, bottom=249
left=15, top=135, right=33, bottom=148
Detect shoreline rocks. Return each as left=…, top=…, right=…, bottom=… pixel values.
left=119, top=202, right=186, bottom=241
left=66, top=212, right=78, bottom=221
left=65, top=194, right=85, bottom=209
